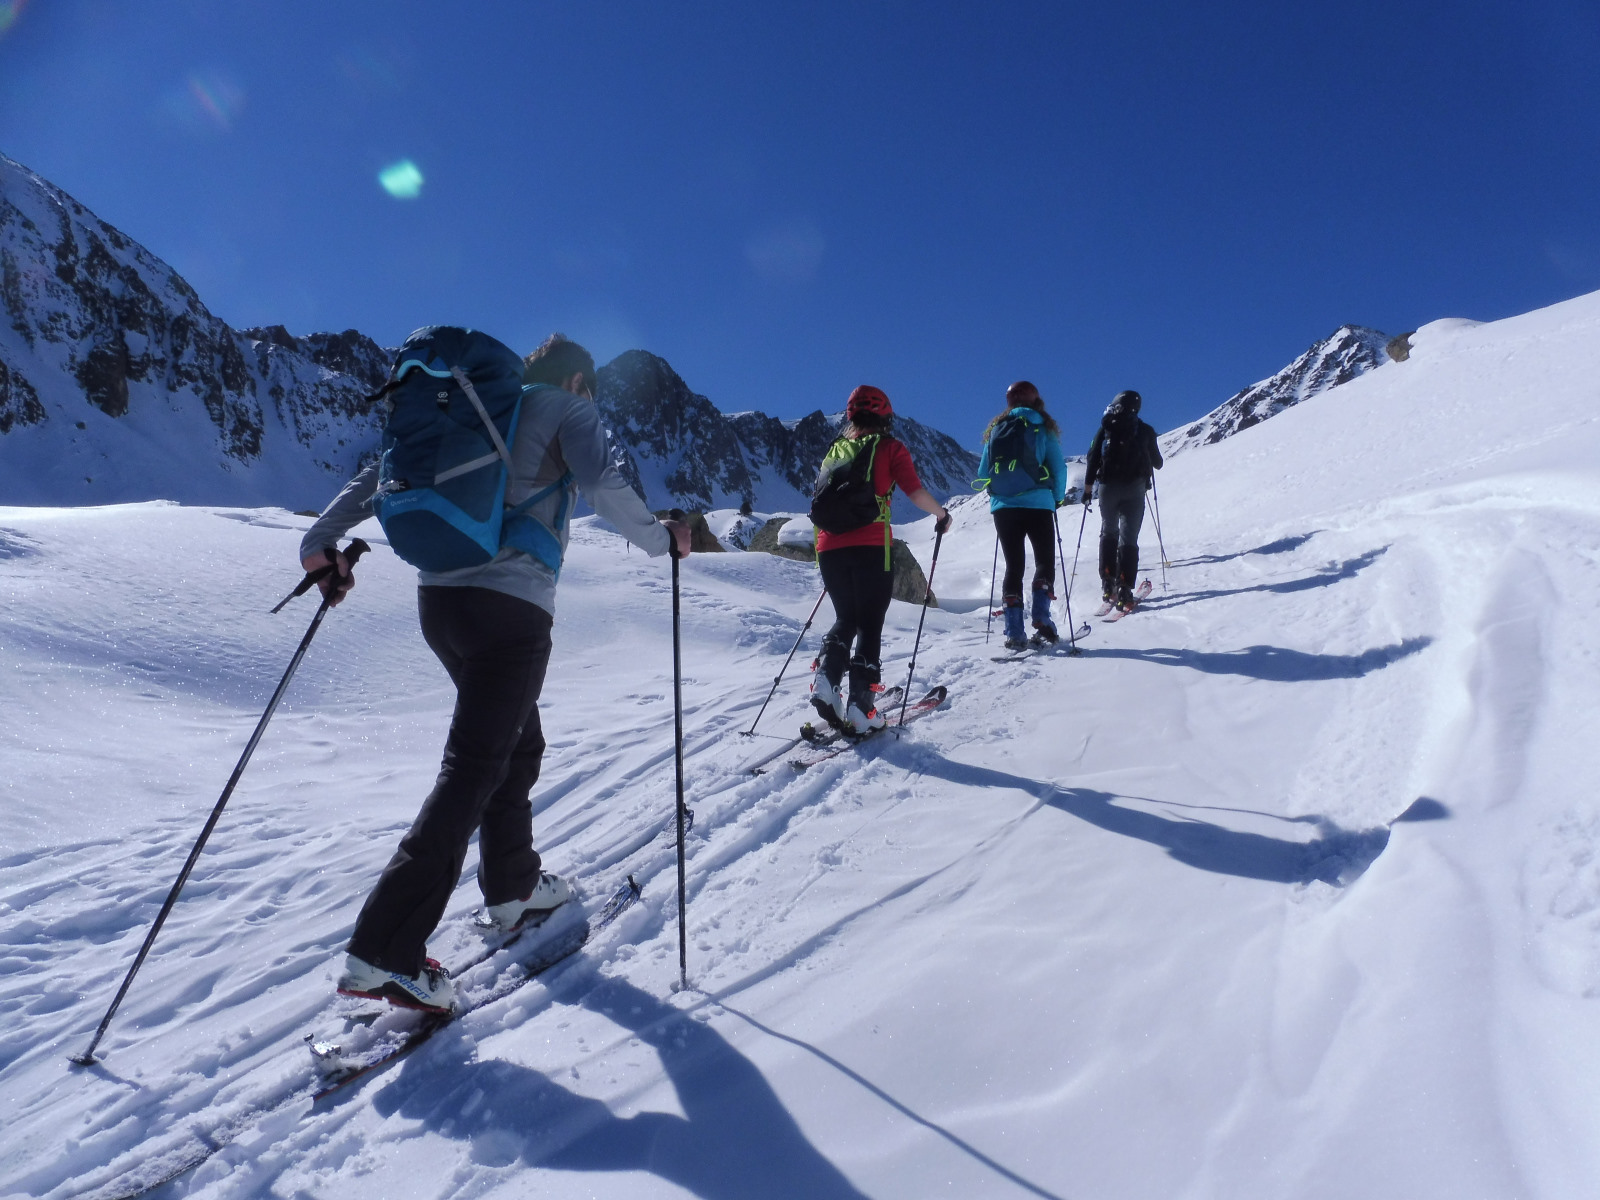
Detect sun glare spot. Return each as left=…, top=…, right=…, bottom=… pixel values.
left=378, top=160, right=425, bottom=200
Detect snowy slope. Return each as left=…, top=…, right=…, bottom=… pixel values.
left=2, top=288, right=1599, bottom=1199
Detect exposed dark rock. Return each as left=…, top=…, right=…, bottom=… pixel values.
left=1386, top=332, right=1414, bottom=362
left=76, top=333, right=131, bottom=417
left=891, top=539, right=935, bottom=607
left=748, top=516, right=815, bottom=561
left=0, top=354, right=46, bottom=433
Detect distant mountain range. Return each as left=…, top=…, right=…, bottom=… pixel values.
left=1, top=151, right=1390, bottom=514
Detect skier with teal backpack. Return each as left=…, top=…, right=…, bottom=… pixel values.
left=298, top=329, right=690, bottom=1012
left=974, top=381, right=1067, bottom=650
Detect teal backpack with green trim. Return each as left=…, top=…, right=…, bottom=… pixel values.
left=980, top=412, right=1050, bottom=497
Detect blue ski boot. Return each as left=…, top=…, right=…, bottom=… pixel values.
left=1002, top=596, right=1028, bottom=651
left=1030, top=585, right=1058, bottom=644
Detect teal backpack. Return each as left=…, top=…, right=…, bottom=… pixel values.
left=371, top=326, right=572, bottom=573
left=979, top=412, right=1050, bottom=497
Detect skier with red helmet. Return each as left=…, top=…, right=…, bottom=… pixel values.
left=807, top=385, right=951, bottom=734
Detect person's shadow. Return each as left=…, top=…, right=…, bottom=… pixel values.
left=882, top=748, right=1401, bottom=887
left=1078, top=636, right=1432, bottom=682
left=371, top=972, right=872, bottom=1199
left=1140, top=546, right=1387, bottom=612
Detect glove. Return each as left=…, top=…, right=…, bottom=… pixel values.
left=935, top=510, right=952, bottom=535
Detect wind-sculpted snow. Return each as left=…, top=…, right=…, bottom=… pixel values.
left=3, top=297, right=1600, bottom=1194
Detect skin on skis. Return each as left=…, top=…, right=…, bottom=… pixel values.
left=788, top=685, right=949, bottom=770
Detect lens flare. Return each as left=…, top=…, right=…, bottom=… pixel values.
left=378, top=160, right=424, bottom=200
left=0, top=0, right=30, bottom=37
left=162, top=69, right=245, bottom=132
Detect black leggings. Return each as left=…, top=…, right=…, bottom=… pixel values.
left=1098, top=481, right=1146, bottom=591
left=348, top=586, right=552, bottom=975
left=816, top=544, right=893, bottom=686
left=993, top=506, right=1056, bottom=598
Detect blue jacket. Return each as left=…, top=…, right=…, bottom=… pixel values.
left=976, top=407, right=1067, bottom=511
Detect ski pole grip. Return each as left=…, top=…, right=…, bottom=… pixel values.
left=270, top=538, right=373, bottom=613
left=666, top=509, right=688, bottom=559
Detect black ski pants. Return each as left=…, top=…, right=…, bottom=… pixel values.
left=992, top=506, right=1056, bottom=600
left=348, top=585, right=551, bottom=976
left=816, top=544, right=893, bottom=695
left=1097, top=480, right=1147, bottom=595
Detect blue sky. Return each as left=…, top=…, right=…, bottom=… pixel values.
left=3, top=0, right=1597, bottom=455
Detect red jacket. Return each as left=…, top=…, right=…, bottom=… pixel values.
left=814, top=435, right=923, bottom=555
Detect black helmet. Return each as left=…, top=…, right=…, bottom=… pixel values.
left=1108, top=389, right=1142, bottom=416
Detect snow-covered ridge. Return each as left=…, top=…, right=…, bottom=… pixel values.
left=0, top=152, right=391, bottom=509
left=1160, top=324, right=1392, bottom=457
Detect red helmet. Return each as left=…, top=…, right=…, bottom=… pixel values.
left=846, top=385, right=893, bottom=420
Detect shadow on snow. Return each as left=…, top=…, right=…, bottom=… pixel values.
left=892, top=751, right=1396, bottom=887
left=1078, top=635, right=1432, bottom=682
left=1139, top=545, right=1387, bottom=611
left=373, top=973, right=873, bottom=1199
left=1166, top=531, right=1320, bottom=567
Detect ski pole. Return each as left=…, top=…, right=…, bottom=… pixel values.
left=668, top=514, right=690, bottom=991
left=1150, top=477, right=1169, bottom=592
left=1052, top=510, right=1081, bottom=655
left=1068, top=501, right=1089, bottom=597
left=71, top=539, right=369, bottom=1067
left=984, top=531, right=998, bottom=644
left=743, top=589, right=826, bottom=736
left=897, top=527, right=944, bottom=731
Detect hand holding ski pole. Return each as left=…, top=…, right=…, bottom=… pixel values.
left=662, top=514, right=693, bottom=559
left=275, top=539, right=371, bottom=613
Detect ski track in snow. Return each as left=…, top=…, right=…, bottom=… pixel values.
left=4, top=291, right=1600, bottom=1198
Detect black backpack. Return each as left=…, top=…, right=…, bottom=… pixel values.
left=810, top=434, right=888, bottom=533
left=1098, top=410, right=1150, bottom=485
left=982, top=413, right=1050, bottom=497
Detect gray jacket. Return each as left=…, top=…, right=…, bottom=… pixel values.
left=300, top=384, right=670, bottom=616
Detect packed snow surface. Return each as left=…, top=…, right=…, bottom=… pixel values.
left=3, top=289, right=1600, bottom=1198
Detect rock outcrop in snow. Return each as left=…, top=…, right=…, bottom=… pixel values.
left=1160, top=324, right=1391, bottom=457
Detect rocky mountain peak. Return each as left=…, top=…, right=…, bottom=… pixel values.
left=1161, top=324, right=1391, bottom=457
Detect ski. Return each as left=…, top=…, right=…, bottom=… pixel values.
left=795, top=684, right=905, bottom=750
left=991, top=622, right=1091, bottom=661
left=307, top=875, right=642, bottom=1101
left=1092, top=598, right=1117, bottom=617
left=741, top=734, right=805, bottom=776
left=792, top=684, right=905, bottom=747
left=788, top=685, right=948, bottom=769
left=1104, top=579, right=1153, bottom=622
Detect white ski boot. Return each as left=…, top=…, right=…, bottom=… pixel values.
left=337, top=953, right=455, bottom=1013
left=484, top=871, right=573, bottom=932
